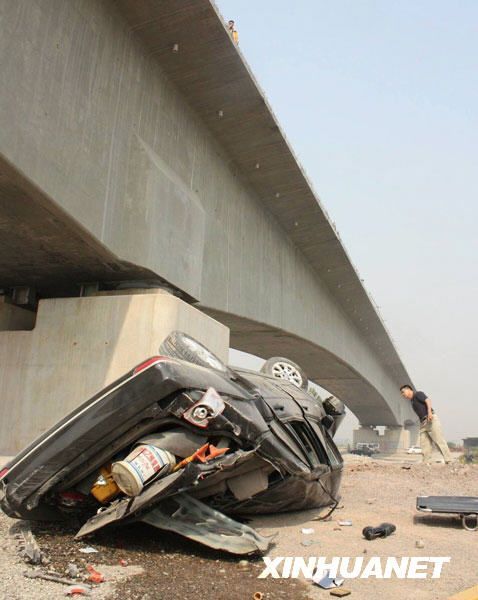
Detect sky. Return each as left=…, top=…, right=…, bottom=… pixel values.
left=217, top=0, right=478, bottom=441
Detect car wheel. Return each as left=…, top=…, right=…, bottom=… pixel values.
left=159, top=331, right=230, bottom=374
left=260, top=356, right=309, bottom=390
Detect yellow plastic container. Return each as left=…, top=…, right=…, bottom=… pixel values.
left=91, top=466, right=120, bottom=503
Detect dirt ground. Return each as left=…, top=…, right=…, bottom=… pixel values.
left=1, top=455, right=476, bottom=600
left=253, top=455, right=477, bottom=600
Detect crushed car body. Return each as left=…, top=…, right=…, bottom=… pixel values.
left=0, top=332, right=345, bottom=555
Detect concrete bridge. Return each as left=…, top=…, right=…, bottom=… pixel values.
left=0, top=0, right=417, bottom=451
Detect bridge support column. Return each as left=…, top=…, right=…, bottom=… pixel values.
left=353, top=425, right=411, bottom=453
left=380, top=426, right=410, bottom=453
left=353, top=425, right=381, bottom=448
left=0, top=297, right=35, bottom=331
left=0, top=290, right=229, bottom=454
left=405, top=422, right=420, bottom=447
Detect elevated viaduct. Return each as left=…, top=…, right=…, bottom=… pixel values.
left=0, top=0, right=416, bottom=452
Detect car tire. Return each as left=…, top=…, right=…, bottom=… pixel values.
left=260, top=356, right=309, bottom=390
left=159, top=331, right=230, bottom=374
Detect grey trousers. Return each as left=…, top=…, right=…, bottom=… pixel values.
left=419, top=414, right=451, bottom=462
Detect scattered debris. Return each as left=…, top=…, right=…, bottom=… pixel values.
left=367, top=498, right=376, bottom=504
left=337, top=520, right=353, bottom=527
left=415, top=539, right=425, bottom=549
left=301, top=539, right=320, bottom=547
left=301, top=528, right=314, bottom=535
left=11, top=521, right=47, bottom=565
left=253, top=593, right=264, bottom=600
left=401, top=465, right=412, bottom=470
left=330, top=589, right=352, bottom=597
left=362, top=523, right=396, bottom=540
left=237, top=560, right=250, bottom=571
left=66, top=563, right=79, bottom=578
left=333, top=527, right=342, bottom=531
left=24, top=569, right=80, bottom=585
left=79, top=546, right=98, bottom=554
left=65, top=585, right=91, bottom=596
left=312, top=569, right=345, bottom=589
left=86, top=564, right=105, bottom=583
left=119, top=559, right=128, bottom=567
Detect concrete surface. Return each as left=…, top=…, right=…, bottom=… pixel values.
left=0, top=508, right=145, bottom=600
left=0, top=0, right=415, bottom=428
left=353, top=425, right=412, bottom=452
left=0, top=290, right=229, bottom=453
left=0, top=298, right=35, bottom=331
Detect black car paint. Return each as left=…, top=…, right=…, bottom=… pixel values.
left=1, top=356, right=343, bottom=538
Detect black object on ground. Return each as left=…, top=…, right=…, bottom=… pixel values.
left=362, top=522, right=396, bottom=540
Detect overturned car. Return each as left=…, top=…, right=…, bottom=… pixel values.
left=0, top=332, right=345, bottom=554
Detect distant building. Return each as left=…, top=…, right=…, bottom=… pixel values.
left=463, top=438, right=478, bottom=450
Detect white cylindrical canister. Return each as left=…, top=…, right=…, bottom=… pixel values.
left=111, top=444, right=176, bottom=496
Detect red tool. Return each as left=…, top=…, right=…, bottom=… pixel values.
left=173, top=443, right=228, bottom=472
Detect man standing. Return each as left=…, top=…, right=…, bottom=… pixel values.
left=227, top=20, right=239, bottom=45
left=400, top=385, right=452, bottom=463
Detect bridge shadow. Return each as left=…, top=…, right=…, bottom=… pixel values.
left=413, top=514, right=463, bottom=530
left=250, top=507, right=334, bottom=530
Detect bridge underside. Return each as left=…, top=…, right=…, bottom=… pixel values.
left=201, top=308, right=399, bottom=426
left=0, top=0, right=415, bottom=433
left=0, top=155, right=180, bottom=298
left=0, top=153, right=409, bottom=428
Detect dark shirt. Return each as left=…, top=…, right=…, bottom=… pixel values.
left=411, top=391, right=434, bottom=422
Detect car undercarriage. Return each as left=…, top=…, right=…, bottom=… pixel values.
left=0, top=333, right=345, bottom=555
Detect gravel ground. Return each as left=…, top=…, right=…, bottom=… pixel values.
left=0, top=455, right=476, bottom=600
left=252, top=456, right=477, bottom=600
left=0, top=508, right=142, bottom=600
left=28, top=520, right=311, bottom=600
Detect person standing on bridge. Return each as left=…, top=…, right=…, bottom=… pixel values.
left=227, top=19, right=239, bottom=45
left=400, top=385, right=452, bottom=464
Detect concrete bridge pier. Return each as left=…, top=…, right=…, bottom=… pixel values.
left=405, top=422, right=420, bottom=447
left=380, top=426, right=410, bottom=452
left=352, top=425, right=381, bottom=447
left=353, top=424, right=411, bottom=452
left=0, top=289, right=229, bottom=454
